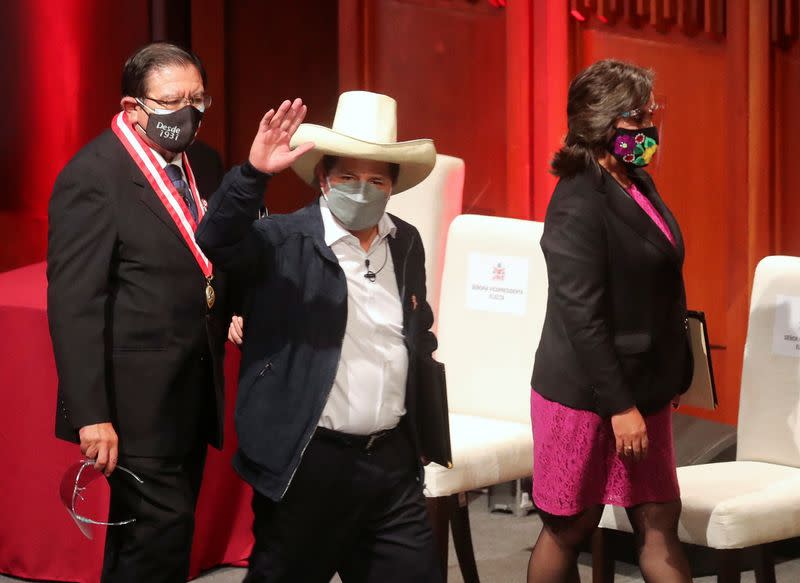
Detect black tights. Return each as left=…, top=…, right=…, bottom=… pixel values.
left=527, top=501, right=691, bottom=583
left=628, top=500, right=692, bottom=583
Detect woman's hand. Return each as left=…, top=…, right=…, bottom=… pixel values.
left=611, top=406, right=648, bottom=461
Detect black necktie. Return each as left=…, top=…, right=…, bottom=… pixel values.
left=164, top=163, right=198, bottom=222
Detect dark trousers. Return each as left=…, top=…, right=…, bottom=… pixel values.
left=244, top=426, right=442, bottom=583
left=100, top=443, right=207, bottom=583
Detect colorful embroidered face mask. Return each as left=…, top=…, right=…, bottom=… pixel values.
left=608, top=126, right=659, bottom=169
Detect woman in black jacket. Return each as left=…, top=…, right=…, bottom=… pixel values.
left=527, top=60, right=693, bottom=583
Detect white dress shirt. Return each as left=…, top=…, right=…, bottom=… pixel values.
left=317, top=197, right=409, bottom=435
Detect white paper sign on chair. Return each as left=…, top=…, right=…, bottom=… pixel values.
left=465, top=252, right=529, bottom=315
left=771, top=294, right=800, bottom=357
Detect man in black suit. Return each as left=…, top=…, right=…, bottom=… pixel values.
left=47, top=43, right=229, bottom=582
left=196, top=93, right=443, bottom=582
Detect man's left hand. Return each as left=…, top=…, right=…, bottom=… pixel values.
left=248, top=98, right=315, bottom=175
left=228, top=315, right=244, bottom=346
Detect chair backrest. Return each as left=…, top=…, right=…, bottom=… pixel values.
left=737, top=255, right=800, bottom=467
left=435, top=215, right=547, bottom=425
left=387, top=154, right=464, bottom=319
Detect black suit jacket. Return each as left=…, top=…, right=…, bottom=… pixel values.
left=531, top=167, right=693, bottom=418
left=47, top=129, right=229, bottom=456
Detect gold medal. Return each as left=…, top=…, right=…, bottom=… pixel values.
left=205, top=276, right=215, bottom=309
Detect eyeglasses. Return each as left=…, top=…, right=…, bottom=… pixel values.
left=59, top=459, right=143, bottom=540
left=619, top=102, right=662, bottom=126
left=138, top=94, right=212, bottom=114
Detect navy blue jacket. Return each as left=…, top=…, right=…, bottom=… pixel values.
left=196, top=162, right=437, bottom=500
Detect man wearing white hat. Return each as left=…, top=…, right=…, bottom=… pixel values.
left=196, top=92, right=442, bottom=582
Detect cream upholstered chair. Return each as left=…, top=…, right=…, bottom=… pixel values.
left=425, top=215, right=547, bottom=583
left=594, top=255, right=800, bottom=583
left=387, top=154, right=465, bottom=320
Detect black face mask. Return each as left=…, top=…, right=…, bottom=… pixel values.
left=137, top=101, right=203, bottom=153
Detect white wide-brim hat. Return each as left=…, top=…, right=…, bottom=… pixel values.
left=289, top=91, right=437, bottom=194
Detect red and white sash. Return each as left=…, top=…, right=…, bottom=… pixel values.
left=111, top=111, right=212, bottom=277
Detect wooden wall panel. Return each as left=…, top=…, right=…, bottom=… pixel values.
left=340, top=0, right=508, bottom=217
left=191, top=0, right=227, bottom=164
left=775, top=43, right=800, bottom=256
left=569, top=2, right=748, bottom=425
left=531, top=3, right=570, bottom=221
left=505, top=0, right=534, bottom=219
left=224, top=0, right=339, bottom=214
left=772, top=0, right=800, bottom=48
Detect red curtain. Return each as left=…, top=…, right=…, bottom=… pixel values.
left=0, top=0, right=150, bottom=271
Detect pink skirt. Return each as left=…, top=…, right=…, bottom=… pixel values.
left=530, top=389, right=680, bottom=516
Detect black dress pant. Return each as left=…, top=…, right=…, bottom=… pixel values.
left=99, top=350, right=215, bottom=583
left=100, top=443, right=207, bottom=583
left=244, top=426, right=442, bottom=583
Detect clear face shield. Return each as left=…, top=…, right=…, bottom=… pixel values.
left=59, top=459, right=143, bottom=539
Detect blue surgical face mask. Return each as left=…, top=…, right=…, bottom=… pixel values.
left=324, top=178, right=391, bottom=231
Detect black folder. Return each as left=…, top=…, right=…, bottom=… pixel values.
left=415, top=357, right=453, bottom=469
